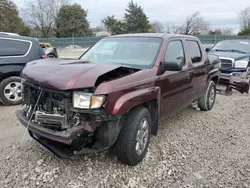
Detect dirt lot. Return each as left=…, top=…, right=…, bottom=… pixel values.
left=0, top=90, right=250, bottom=188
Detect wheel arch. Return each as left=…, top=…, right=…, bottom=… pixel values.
left=0, top=71, right=21, bottom=82
left=111, top=87, right=161, bottom=136
left=140, top=99, right=159, bottom=136
left=211, top=75, right=219, bottom=85
left=0, top=64, right=24, bottom=82
left=208, top=69, right=220, bottom=85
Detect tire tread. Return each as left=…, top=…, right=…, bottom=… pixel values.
left=114, top=106, right=151, bottom=166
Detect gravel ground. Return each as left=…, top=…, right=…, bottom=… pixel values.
left=0, top=91, right=250, bottom=188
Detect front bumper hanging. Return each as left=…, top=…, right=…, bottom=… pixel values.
left=16, top=109, right=88, bottom=145
left=217, top=74, right=250, bottom=96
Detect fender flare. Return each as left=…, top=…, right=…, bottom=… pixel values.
left=111, top=87, right=161, bottom=135
left=112, top=87, right=161, bottom=115
left=208, top=68, right=220, bottom=84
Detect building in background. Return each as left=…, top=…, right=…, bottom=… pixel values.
left=95, top=31, right=111, bottom=36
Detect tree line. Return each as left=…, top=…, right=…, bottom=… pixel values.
left=0, top=0, right=250, bottom=37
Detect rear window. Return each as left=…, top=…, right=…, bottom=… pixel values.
left=0, top=38, right=31, bottom=56
left=186, top=40, right=202, bottom=63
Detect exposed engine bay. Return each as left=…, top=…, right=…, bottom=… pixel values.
left=21, top=66, right=137, bottom=128
left=95, top=66, right=139, bottom=86
left=19, top=78, right=125, bottom=158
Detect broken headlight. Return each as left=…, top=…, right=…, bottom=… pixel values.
left=73, top=92, right=105, bottom=109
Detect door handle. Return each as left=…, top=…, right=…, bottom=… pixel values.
left=186, top=74, right=191, bottom=82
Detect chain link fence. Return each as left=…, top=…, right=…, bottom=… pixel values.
left=39, top=36, right=105, bottom=48
left=39, top=35, right=250, bottom=48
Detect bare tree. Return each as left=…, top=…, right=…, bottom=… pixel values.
left=22, top=0, right=71, bottom=37
left=238, top=6, right=250, bottom=30
left=208, top=28, right=233, bottom=35
left=165, top=23, right=182, bottom=34
left=180, top=12, right=209, bottom=35
left=151, top=21, right=165, bottom=32
left=221, top=28, right=233, bottom=35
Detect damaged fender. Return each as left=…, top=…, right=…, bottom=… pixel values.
left=111, top=87, right=161, bottom=115
left=218, top=75, right=250, bottom=95
left=111, top=87, right=161, bottom=135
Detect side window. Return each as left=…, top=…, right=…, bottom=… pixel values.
left=0, top=38, right=30, bottom=56
left=164, top=40, right=185, bottom=66
left=186, top=40, right=202, bottom=63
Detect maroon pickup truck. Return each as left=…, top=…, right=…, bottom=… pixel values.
left=16, top=33, right=248, bottom=166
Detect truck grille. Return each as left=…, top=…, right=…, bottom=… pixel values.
left=22, top=81, right=71, bottom=113
left=220, top=58, right=233, bottom=68
left=21, top=81, right=74, bottom=130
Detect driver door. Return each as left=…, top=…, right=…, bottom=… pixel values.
left=159, top=39, right=194, bottom=119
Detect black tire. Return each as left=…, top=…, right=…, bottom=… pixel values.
left=198, top=80, right=216, bottom=111
left=114, top=106, right=151, bottom=166
left=0, top=76, right=22, bottom=106
left=48, top=53, right=56, bottom=58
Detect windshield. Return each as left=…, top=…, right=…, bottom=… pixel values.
left=80, top=37, right=163, bottom=69
left=211, top=40, right=250, bottom=53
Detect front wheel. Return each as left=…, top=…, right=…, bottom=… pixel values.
left=0, top=76, right=22, bottom=105
left=198, top=80, right=216, bottom=111
left=114, top=106, right=151, bottom=166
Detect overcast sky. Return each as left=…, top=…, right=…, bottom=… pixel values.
left=14, top=0, right=249, bottom=33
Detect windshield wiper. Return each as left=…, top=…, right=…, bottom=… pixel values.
left=213, top=49, right=226, bottom=52
left=224, top=49, right=246, bottom=54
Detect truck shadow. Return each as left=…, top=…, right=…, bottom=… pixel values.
left=29, top=105, right=201, bottom=165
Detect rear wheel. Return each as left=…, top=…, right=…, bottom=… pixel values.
left=198, top=80, right=216, bottom=111
left=48, top=53, right=56, bottom=58
left=0, top=76, right=22, bottom=105
left=114, top=106, right=151, bottom=166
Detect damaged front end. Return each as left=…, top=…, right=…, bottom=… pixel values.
left=16, top=81, right=123, bottom=159
left=207, top=53, right=250, bottom=96
left=217, top=74, right=250, bottom=96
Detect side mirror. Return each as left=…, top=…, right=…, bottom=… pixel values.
left=163, top=61, right=183, bottom=71
left=205, top=47, right=211, bottom=52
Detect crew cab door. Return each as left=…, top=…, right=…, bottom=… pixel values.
left=159, top=39, right=193, bottom=119
left=184, top=40, right=209, bottom=99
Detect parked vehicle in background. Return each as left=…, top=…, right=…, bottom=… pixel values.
left=203, top=43, right=214, bottom=49
left=0, top=34, right=47, bottom=105
left=17, top=33, right=227, bottom=166
left=0, top=32, right=20, bottom=36
left=39, top=42, right=58, bottom=58
left=206, top=40, right=250, bottom=79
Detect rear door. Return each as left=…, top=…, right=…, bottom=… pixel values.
left=184, top=39, right=209, bottom=99
left=159, top=39, right=194, bottom=119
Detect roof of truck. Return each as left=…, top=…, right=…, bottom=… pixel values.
left=108, top=33, right=198, bottom=40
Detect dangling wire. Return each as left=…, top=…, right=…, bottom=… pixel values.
left=21, top=89, right=43, bottom=147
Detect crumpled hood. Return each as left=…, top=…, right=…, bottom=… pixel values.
left=21, top=59, right=121, bottom=90
left=209, top=51, right=250, bottom=61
